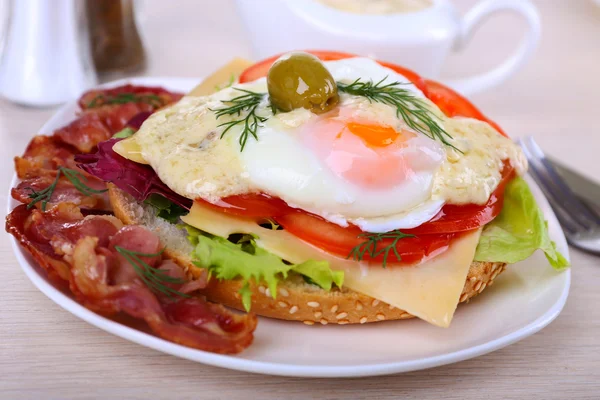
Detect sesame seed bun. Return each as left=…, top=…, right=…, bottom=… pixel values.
left=108, top=184, right=506, bottom=325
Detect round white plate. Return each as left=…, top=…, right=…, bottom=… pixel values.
left=7, top=77, right=571, bottom=378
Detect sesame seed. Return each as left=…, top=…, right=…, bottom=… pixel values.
left=355, top=302, right=363, bottom=311
left=388, top=304, right=395, bottom=310
left=330, top=305, right=338, bottom=313
left=320, top=319, right=328, bottom=325
left=338, top=320, right=349, bottom=325
left=459, top=293, right=468, bottom=302
left=258, top=286, right=266, bottom=294
left=303, top=320, right=314, bottom=325
left=469, top=276, right=477, bottom=282
left=360, top=317, right=368, bottom=324
left=314, top=311, right=322, bottom=319
left=307, top=301, right=320, bottom=308
left=278, top=301, right=288, bottom=308
left=336, top=312, right=348, bottom=320
left=376, top=313, right=385, bottom=321
left=474, top=281, right=482, bottom=292
left=371, top=299, right=380, bottom=307
left=478, top=282, right=487, bottom=293
left=491, top=270, right=499, bottom=281
left=279, top=288, right=289, bottom=297
left=265, top=288, right=272, bottom=298
left=289, top=306, right=298, bottom=314
left=400, top=312, right=411, bottom=318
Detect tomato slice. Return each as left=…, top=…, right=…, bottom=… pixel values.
left=274, top=211, right=457, bottom=266
left=198, top=193, right=293, bottom=218
left=405, top=162, right=515, bottom=235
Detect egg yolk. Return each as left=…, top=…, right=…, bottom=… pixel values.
left=304, top=118, right=421, bottom=189
left=344, top=122, right=415, bottom=147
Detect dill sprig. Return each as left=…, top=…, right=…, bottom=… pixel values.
left=27, top=167, right=108, bottom=212
left=114, top=246, right=190, bottom=298
left=87, top=93, right=164, bottom=108
left=347, top=230, right=415, bottom=268
left=337, top=78, right=459, bottom=151
left=211, top=88, right=268, bottom=151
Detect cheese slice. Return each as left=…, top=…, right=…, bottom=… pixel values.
left=182, top=202, right=482, bottom=327
left=114, top=58, right=254, bottom=165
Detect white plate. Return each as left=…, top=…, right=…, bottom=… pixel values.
left=7, top=77, right=571, bottom=378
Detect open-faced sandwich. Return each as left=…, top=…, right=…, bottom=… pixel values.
left=7, top=51, right=569, bottom=355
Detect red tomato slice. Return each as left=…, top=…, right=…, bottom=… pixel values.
left=274, top=211, right=457, bottom=266
left=405, top=162, right=515, bottom=235
left=198, top=193, right=293, bottom=218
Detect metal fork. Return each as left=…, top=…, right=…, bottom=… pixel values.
left=518, top=136, right=600, bottom=255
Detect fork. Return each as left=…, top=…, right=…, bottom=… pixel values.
left=518, top=136, right=600, bottom=255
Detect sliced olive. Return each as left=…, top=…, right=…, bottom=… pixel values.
left=267, top=52, right=339, bottom=114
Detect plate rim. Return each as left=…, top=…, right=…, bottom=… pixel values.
left=5, top=76, right=572, bottom=378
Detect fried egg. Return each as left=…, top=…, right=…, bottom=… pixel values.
left=127, top=57, right=526, bottom=233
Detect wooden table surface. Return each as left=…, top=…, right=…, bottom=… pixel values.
left=1, top=1, right=600, bottom=399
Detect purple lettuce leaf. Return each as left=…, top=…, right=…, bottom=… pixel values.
left=75, top=139, right=193, bottom=210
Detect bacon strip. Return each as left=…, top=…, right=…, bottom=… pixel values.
left=15, top=136, right=79, bottom=179
left=6, top=204, right=256, bottom=354
left=79, top=85, right=183, bottom=133
left=54, top=113, right=112, bottom=153
left=11, top=173, right=111, bottom=212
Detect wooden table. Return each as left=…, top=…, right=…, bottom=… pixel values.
left=1, top=1, right=599, bottom=399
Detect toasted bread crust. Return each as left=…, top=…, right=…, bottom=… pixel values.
left=109, top=185, right=507, bottom=325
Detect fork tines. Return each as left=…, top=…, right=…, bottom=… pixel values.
left=518, top=136, right=600, bottom=236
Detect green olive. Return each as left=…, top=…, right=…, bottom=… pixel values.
left=267, top=52, right=339, bottom=114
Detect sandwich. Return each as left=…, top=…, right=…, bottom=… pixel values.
left=76, top=51, right=569, bottom=328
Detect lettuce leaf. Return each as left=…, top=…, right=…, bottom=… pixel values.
left=76, top=138, right=192, bottom=210
left=475, top=177, right=569, bottom=270
left=187, top=227, right=344, bottom=311
left=144, top=193, right=188, bottom=223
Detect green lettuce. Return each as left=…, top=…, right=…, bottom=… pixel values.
left=144, top=194, right=188, bottom=223
left=187, top=227, right=344, bottom=311
left=475, top=177, right=569, bottom=270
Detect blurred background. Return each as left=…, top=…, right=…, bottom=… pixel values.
left=0, top=0, right=598, bottom=177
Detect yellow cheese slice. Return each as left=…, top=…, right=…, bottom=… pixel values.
left=114, top=58, right=254, bottom=164
left=182, top=202, right=482, bottom=327
left=188, top=58, right=253, bottom=96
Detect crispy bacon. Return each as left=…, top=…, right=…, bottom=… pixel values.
left=5, top=205, right=256, bottom=354
left=54, top=113, right=112, bottom=153
left=78, top=85, right=183, bottom=133
left=5, top=84, right=252, bottom=354
left=15, top=136, right=78, bottom=179
left=11, top=173, right=111, bottom=212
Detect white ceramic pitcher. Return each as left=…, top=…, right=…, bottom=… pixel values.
left=235, top=0, right=540, bottom=95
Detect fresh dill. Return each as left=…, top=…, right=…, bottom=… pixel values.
left=210, top=88, right=269, bottom=151
left=347, top=230, right=415, bottom=268
left=86, top=93, right=164, bottom=108
left=337, top=78, right=459, bottom=151
left=114, top=246, right=190, bottom=298
left=27, top=167, right=108, bottom=211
